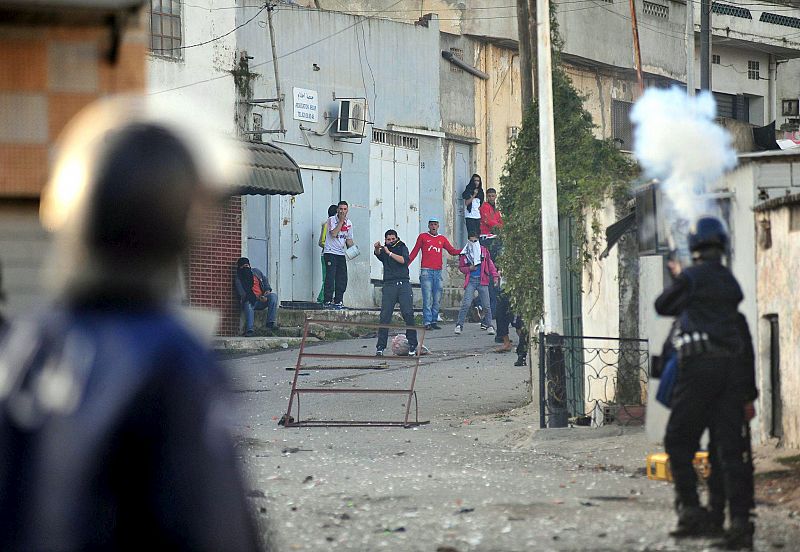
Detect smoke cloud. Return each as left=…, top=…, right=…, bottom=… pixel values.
left=630, top=88, right=737, bottom=257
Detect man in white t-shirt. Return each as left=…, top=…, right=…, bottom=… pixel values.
left=322, top=200, right=354, bottom=309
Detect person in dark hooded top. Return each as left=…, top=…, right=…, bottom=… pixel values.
left=235, top=257, right=278, bottom=336
left=461, top=173, right=484, bottom=238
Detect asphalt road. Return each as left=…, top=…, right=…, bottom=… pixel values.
left=222, top=321, right=800, bottom=551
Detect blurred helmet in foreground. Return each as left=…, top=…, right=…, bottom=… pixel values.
left=40, top=96, right=245, bottom=301
left=688, top=215, right=729, bottom=253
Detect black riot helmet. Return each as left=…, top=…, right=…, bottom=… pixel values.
left=40, top=96, right=244, bottom=302
left=688, top=216, right=729, bottom=254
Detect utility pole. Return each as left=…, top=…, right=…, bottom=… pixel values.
left=700, top=0, right=712, bottom=90
left=266, top=1, right=286, bottom=134
left=516, top=0, right=533, bottom=109
left=536, top=0, right=563, bottom=336
left=628, top=0, right=645, bottom=94
left=686, top=0, right=695, bottom=95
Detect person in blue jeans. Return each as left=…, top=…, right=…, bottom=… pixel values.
left=408, top=218, right=460, bottom=329
left=454, top=233, right=498, bottom=335
left=235, top=257, right=278, bottom=336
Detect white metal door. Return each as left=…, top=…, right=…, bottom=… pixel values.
left=369, top=141, right=420, bottom=283
left=245, top=195, right=268, bottom=275
left=453, top=143, right=470, bottom=247
left=395, top=147, right=420, bottom=283
left=279, top=169, right=336, bottom=301
left=277, top=194, right=294, bottom=299
left=291, top=189, right=313, bottom=300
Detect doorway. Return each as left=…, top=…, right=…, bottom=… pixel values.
left=369, top=132, right=421, bottom=284
left=453, top=143, right=470, bottom=247
left=276, top=169, right=337, bottom=301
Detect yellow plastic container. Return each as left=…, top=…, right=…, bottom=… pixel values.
left=646, top=451, right=710, bottom=481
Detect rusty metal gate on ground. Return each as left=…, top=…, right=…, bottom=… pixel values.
left=538, top=334, right=650, bottom=428
left=282, top=318, right=430, bottom=428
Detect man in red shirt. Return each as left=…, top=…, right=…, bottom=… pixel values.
left=409, top=217, right=460, bottom=329
left=479, top=188, right=503, bottom=245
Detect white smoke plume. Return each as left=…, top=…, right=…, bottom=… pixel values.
left=630, top=88, right=737, bottom=258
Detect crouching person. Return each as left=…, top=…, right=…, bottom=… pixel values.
left=235, top=257, right=278, bottom=336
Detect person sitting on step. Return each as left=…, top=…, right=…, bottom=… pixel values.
left=235, top=257, right=278, bottom=337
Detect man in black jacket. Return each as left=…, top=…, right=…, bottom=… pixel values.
left=374, top=230, right=418, bottom=356
left=655, top=216, right=754, bottom=549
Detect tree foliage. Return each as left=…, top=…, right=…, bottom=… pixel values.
left=497, top=21, right=635, bottom=325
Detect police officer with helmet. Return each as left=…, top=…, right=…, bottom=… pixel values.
left=655, top=215, right=755, bottom=549
left=0, top=99, right=260, bottom=551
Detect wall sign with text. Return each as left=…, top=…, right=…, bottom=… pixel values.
left=293, top=87, right=319, bottom=123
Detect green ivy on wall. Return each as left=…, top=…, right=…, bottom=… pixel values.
left=497, top=17, right=635, bottom=326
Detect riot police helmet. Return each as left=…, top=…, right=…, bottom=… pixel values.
left=40, top=96, right=244, bottom=302
left=688, top=215, right=729, bottom=253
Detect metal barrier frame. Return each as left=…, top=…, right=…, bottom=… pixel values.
left=282, top=317, right=430, bottom=428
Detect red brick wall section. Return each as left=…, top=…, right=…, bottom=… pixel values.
left=187, top=197, right=243, bottom=337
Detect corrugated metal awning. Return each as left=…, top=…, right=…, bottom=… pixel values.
left=238, top=141, right=304, bottom=196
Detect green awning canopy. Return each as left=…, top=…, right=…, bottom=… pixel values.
left=238, top=141, right=304, bottom=196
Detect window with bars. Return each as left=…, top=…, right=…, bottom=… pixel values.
left=782, top=99, right=799, bottom=117
left=642, top=1, right=669, bottom=19
left=711, top=2, right=752, bottom=19
left=713, top=92, right=749, bottom=122
left=611, top=99, right=634, bottom=151
left=712, top=54, right=720, bottom=64
left=748, top=60, right=760, bottom=80
left=449, top=47, right=464, bottom=73
left=150, top=0, right=182, bottom=59
left=372, top=129, right=419, bottom=150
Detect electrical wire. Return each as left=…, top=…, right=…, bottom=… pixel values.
left=358, top=23, right=379, bottom=122
left=150, top=2, right=267, bottom=53
left=154, top=0, right=800, bottom=52
left=170, top=1, right=267, bottom=11
left=149, top=0, right=405, bottom=95
left=148, top=0, right=800, bottom=95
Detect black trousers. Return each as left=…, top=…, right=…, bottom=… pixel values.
left=376, top=280, right=418, bottom=351
left=496, top=291, right=512, bottom=338
left=323, top=253, right=347, bottom=304
left=664, top=356, right=752, bottom=520
left=707, top=420, right=754, bottom=523
left=516, top=324, right=528, bottom=358
left=465, top=217, right=480, bottom=238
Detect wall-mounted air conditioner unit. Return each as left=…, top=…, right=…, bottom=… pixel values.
left=334, top=98, right=367, bottom=137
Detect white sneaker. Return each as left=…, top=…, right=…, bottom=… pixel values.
left=487, top=326, right=496, bottom=335
left=454, top=324, right=462, bottom=335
